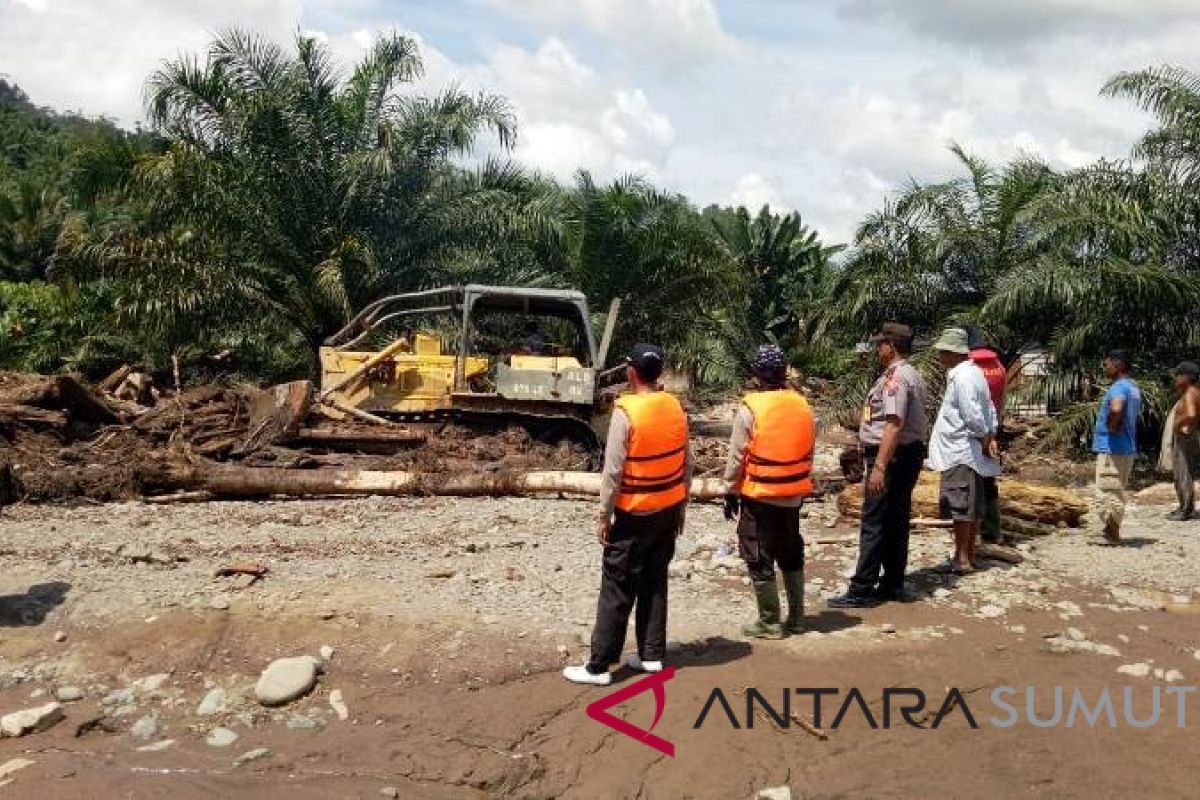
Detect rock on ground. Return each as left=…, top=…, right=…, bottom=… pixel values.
left=196, top=688, right=228, bottom=716
left=137, top=673, right=170, bottom=693
left=130, top=714, right=158, bottom=741
left=137, top=739, right=176, bottom=752
left=234, top=747, right=271, bottom=767
left=1118, top=663, right=1151, bottom=678
left=758, top=788, right=793, bottom=800
left=1, top=702, right=64, bottom=737
left=255, top=656, right=320, bottom=706
left=55, top=687, right=84, bottom=703
left=206, top=727, right=239, bottom=747
left=329, top=689, right=349, bottom=721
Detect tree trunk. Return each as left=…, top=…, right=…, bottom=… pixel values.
left=837, top=471, right=1087, bottom=527
left=166, top=464, right=727, bottom=501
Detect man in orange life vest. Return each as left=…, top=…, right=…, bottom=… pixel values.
left=563, top=343, right=691, bottom=686
left=722, top=345, right=816, bottom=638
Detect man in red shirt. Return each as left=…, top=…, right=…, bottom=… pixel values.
left=966, top=327, right=1007, bottom=543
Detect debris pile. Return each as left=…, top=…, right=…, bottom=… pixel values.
left=838, top=471, right=1088, bottom=530
left=0, top=369, right=613, bottom=503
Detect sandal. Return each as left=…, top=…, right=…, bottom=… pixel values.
left=934, top=559, right=974, bottom=576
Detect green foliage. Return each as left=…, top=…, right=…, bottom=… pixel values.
left=5, top=28, right=1200, bottom=440
left=703, top=204, right=842, bottom=382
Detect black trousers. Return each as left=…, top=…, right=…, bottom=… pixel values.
left=980, top=476, right=1001, bottom=542
left=588, top=506, right=679, bottom=670
left=737, top=498, right=804, bottom=583
left=848, top=441, right=925, bottom=596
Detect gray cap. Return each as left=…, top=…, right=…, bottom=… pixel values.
left=932, top=327, right=970, bottom=355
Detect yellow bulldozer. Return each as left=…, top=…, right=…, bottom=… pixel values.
left=317, top=285, right=623, bottom=448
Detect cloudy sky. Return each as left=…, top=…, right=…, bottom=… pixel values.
left=2, top=0, right=1196, bottom=242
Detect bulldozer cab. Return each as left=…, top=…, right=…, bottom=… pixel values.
left=318, top=286, right=615, bottom=430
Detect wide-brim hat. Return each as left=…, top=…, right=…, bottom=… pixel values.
left=932, top=327, right=970, bottom=355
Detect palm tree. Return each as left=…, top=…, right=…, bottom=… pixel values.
left=821, top=145, right=1057, bottom=360
left=556, top=172, right=736, bottom=377
left=58, top=28, right=521, bottom=355
left=0, top=178, right=64, bottom=280
left=706, top=204, right=838, bottom=354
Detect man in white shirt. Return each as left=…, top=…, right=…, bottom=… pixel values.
left=927, top=327, right=1000, bottom=575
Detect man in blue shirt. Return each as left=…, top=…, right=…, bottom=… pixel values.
left=1092, top=349, right=1141, bottom=544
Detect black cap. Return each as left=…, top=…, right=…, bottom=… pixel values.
left=869, top=322, right=913, bottom=347
left=1176, top=361, right=1200, bottom=381
left=1106, top=349, right=1132, bottom=369
left=964, top=324, right=986, bottom=350
left=626, top=343, right=665, bottom=381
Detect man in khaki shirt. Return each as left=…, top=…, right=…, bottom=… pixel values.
left=829, top=322, right=929, bottom=608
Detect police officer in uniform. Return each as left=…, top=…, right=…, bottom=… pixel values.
left=563, top=343, right=690, bottom=685
left=723, top=345, right=816, bottom=638
left=829, top=323, right=928, bottom=607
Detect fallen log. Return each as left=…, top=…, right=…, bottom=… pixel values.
left=837, top=471, right=1087, bottom=527
left=1000, top=518, right=1061, bottom=538
left=690, top=420, right=734, bottom=438
left=238, top=380, right=313, bottom=454
left=141, top=491, right=213, bottom=504
left=0, top=404, right=68, bottom=426
left=977, top=542, right=1024, bottom=565
left=54, top=375, right=120, bottom=425
left=295, top=427, right=427, bottom=446
left=165, top=465, right=730, bottom=501
left=98, top=364, right=133, bottom=394
left=0, top=375, right=56, bottom=407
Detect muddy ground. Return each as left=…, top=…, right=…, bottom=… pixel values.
left=0, top=490, right=1198, bottom=798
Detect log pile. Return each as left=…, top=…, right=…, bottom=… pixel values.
left=836, top=471, right=1088, bottom=529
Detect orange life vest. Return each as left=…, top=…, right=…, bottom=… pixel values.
left=615, top=391, right=689, bottom=513
left=737, top=389, right=815, bottom=500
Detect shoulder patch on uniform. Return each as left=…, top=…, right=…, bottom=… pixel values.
left=885, top=373, right=900, bottom=396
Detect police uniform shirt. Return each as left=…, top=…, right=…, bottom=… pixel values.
left=859, top=359, right=928, bottom=447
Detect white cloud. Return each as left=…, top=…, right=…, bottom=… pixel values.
left=730, top=173, right=783, bottom=212
left=0, top=0, right=304, bottom=123
left=485, top=0, right=738, bottom=60
left=839, top=0, right=1200, bottom=45
left=458, top=38, right=677, bottom=181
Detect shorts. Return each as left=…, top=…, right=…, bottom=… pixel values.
left=939, top=464, right=985, bottom=523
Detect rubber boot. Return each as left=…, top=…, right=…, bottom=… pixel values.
left=781, top=570, right=805, bottom=635
left=742, top=579, right=784, bottom=639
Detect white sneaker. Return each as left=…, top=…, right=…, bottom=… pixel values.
left=626, top=654, right=664, bottom=673
left=562, top=664, right=612, bottom=686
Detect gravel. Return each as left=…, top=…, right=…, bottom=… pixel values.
left=1037, top=501, right=1200, bottom=595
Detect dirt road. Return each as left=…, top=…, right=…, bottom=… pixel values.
left=0, top=493, right=1198, bottom=798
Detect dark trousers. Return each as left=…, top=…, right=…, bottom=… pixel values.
left=848, top=441, right=925, bottom=596
left=737, top=498, right=804, bottom=583
left=980, top=476, right=1001, bottom=542
left=588, top=506, right=679, bottom=670
left=1174, top=431, right=1200, bottom=513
